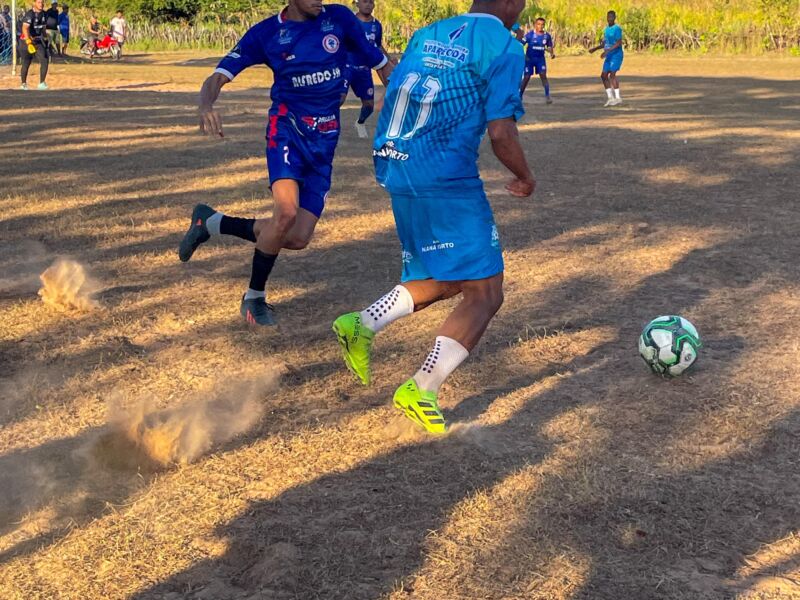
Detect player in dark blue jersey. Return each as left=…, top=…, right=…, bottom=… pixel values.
left=178, top=0, right=393, bottom=326
left=343, top=0, right=393, bottom=138
left=520, top=17, right=555, bottom=103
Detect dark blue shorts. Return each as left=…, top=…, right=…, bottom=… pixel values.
left=342, top=65, right=375, bottom=101
left=525, top=57, right=547, bottom=76
left=266, top=104, right=340, bottom=218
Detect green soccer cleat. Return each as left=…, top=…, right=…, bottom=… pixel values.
left=393, top=378, right=447, bottom=435
left=332, top=312, right=374, bottom=386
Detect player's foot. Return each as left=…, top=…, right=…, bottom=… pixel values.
left=178, top=203, right=215, bottom=262
left=240, top=295, right=276, bottom=326
left=354, top=122, right=368, bottom=139
left=332, top=312, right=374, bottom=386
left=613, top=98, right=623, bottom=106
left=604, top=98, right=615, bottom=107
left=37, top=82, right=48, bottom=90
left=393, top=378, right=447, bottom=435
left=20, top=83, right=28, bottom=90
left=545, top=96, right=553, bottom=104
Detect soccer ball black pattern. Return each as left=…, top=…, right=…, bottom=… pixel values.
left=638, top=315, right=701, bottom=377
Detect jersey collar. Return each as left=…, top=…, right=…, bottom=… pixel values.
left=461, top=12, right=503, bottom=26
left=278, top=5, right=325, bottom=24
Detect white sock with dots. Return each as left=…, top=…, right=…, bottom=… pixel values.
left=413, top=336, right=469, bottom=394
left=359, top=285, right=414, bottom=333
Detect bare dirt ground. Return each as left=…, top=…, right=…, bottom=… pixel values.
left=1, top=53, right=800, bottom=599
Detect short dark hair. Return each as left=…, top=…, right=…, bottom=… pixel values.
left=608, top=10, right=616, bottom=16
left=535, top=17, right=545, bottom=22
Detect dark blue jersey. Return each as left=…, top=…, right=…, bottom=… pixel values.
left=215, top=4, right=387, bottom=117
left=523, top=31, right=553, bottom=59
left=346, top=16, right=383, bottom=68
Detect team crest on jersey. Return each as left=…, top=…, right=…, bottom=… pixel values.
left=321, top=18, right=334, bottom=32
left=322, top=34, right=340, bottom=53
left=278, top=28, right=292, bottom=44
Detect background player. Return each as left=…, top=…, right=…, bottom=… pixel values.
left=179, top=0, right=393, bottom=326
left=333, top=0, right=535, bottom=434
left=520, top=17, right=555, bottom=103
left=589, top=10, right=623, bottom=106
left=343, top=0, right=393, bottom=138
left=19, top=0, right=50, bottom=90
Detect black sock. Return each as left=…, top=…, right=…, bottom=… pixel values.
left=220, top=216, right=257, bottom=243
left=248, top=249, right=278, bottom=291
left=357, top=104, right=374, bottom=124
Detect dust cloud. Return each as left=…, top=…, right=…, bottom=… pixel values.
left=94, top=375, right=275, bottom=471
left=38, top=258, right=102, bottom=311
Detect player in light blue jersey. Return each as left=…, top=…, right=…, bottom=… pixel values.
left=333, top=0, right=535, bottom=434
left=589, top=10, right=624, bottom=106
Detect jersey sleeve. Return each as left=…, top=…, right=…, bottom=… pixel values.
left=483, top=48, right=525, bottom=123
left=376, top=21, right=383, bottom=48
left=215, top=25, right=269, bottom=81
left=338, top=7, right=387, bottom=69
left=22, top=10, right=33, bottom=26
left=546, top=33, right=553, bottom=47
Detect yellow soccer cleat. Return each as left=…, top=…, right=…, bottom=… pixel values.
left=393, top=378, right=447, bottom=435
left=332, top=312, right=374, bottom=386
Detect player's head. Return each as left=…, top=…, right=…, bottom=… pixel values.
left=116, top=9, right=122, bottom=16
left=290, top=0, right=324, bottom=18
left=51, top=0, right=57, bottom=8
left=90, top=14, right=97, bottom=21
left=61, top=3, right=67, bottom=11
left=356, top=0, right=374, bottom=17
left=33, top=0, right=43, bottom=10
left=534, top=17, right=545, bottom=32
left=472, top=0, right=525, bottom=29
left=607, top=10, right=616, bottom=25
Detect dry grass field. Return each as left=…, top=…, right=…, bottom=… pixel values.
left=1, top=53, right=800, bottom=599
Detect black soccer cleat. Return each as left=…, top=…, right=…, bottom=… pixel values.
left=178, top=204, right=215, bottom=262
left=240, top=295, right=277, bottom=326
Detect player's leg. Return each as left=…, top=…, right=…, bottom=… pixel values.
left=393, top=189, right=503, bottom=433
left=36, top=46, right=49, bottom=88
left=20, top=44, right=33, bottom=88
left=601, top=68, right=614, bottom=106
left=519, top=63, right=532, bottom=96
left=608, top=67, right=622, bottom=105
left=539, top=71, right=552, bottom=104
left=352, top=69, right=375, bottom=138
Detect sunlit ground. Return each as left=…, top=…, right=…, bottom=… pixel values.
left=1, top=53, right=799, bottom=599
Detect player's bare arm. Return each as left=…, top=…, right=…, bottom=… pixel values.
left=198, top=71, right=230, bottom=137
left=601, top=38, right=622, bottom=58
left=488, top=118, right=535, bottom=198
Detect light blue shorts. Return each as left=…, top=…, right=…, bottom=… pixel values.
left=603, top=53, right=623, bottom=73
left=390, top=186, right=503, bottom=282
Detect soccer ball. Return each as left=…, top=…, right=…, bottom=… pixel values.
left=638, top=316, right=701, bottom=377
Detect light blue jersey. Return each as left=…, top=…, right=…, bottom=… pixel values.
left=604, top=24, right=623, bottom=57
left=373, top=13, right=524, bottom=195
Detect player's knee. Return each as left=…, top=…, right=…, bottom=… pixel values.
left=274, top=208, right=297, bottom=235
left=283, top=234, right=310, bottom=250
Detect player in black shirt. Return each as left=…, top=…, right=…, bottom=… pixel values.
left=20, top=0, right=50, bottom=89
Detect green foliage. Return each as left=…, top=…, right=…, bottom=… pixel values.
left=68, top=0, right=800, bottom=53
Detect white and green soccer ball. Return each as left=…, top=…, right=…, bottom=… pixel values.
left=638, top=316, right=701, bottom=377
